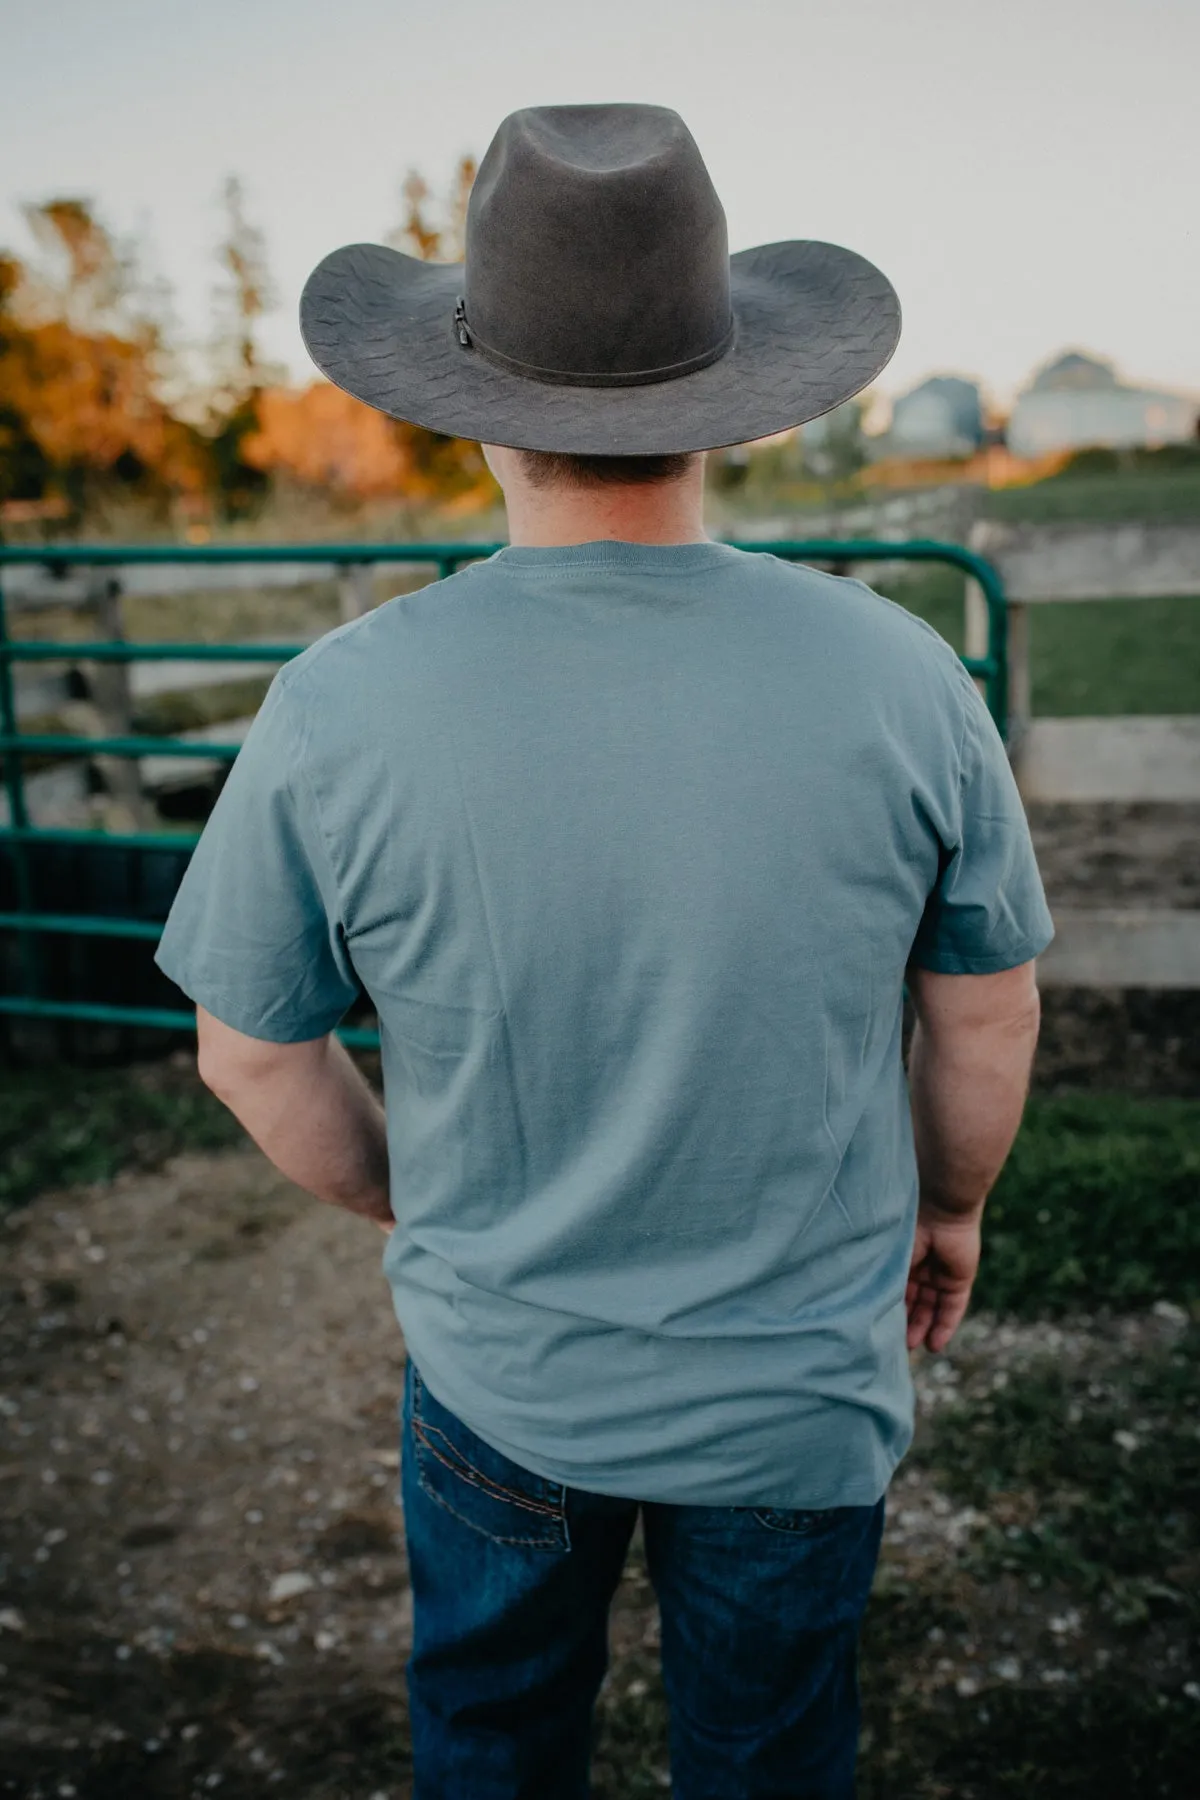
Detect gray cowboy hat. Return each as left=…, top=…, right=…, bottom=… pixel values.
left=300, top=103, right=901, bottom=455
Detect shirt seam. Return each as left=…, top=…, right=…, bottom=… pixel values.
left=479, top=564, right=730, bottom=581
left=951, top=665, right=973, bottom=845
left=477, top=547, right=735, bottom=578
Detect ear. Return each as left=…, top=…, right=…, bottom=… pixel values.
left=480, top=442, right=513, bottom=490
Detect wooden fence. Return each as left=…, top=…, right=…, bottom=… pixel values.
left=964, top=520, right=1199, bottom=987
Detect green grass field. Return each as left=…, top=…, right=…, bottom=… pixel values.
left=725, top=457, right=1200, bottom=719
left=985, top=466, right=1200, bottom=525
left=881, top=565, right=1200, bottom=717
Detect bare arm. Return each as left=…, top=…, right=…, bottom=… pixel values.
left=196, top=1005, right=394, bottom=1234
left=903, top=959, right=1041, bottom=1350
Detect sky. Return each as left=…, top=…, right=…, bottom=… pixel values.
left=3, top=0, right=1197, bottom=413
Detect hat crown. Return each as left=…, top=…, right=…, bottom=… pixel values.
left=463, top=104, right=733, bottom=383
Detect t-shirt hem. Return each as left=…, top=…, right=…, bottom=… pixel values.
left=153, top=951, right=345, bottom=1044
left=401, top=1339, right=903, bottom=1511
left=908, top=924, right=1056, bottom=977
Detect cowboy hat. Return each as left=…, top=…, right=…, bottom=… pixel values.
left=300, top=103, right=901, bottom=455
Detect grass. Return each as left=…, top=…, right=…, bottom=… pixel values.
left=724, top=462, right=1200, bottom=719
left=985, top=467, right=1200, bottom=525
left=13, top=519, right=1199, bottom=737
left=880, top=567, right=1200, bottom=716
left=590, top=1513, right=1200, bottom=1799
left=1025, top=594, right=1200, bottom=717
left=883, top=564, right=967, bottom=653
left=860, top=1669, right=1200, bottom=1799
left=974, top=1093, right=1200, bottom=1316
left=0, top=1056, right=248, bottom=1211
left=594, top=1640, right=1200, bottom=1800
left=920, top=1328, right=1200, bottom=1624
left=852, top=1326, right=1200, bottom=1794
left=3, top=1054, right=1199, bottom=1795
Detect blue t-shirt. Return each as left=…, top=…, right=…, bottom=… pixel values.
left=154, top=539, right=1054, bottom=1508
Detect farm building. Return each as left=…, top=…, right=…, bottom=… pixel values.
left=1006, top=351, right=1198, bottom=457
left=857, top=375, right=985, bottom=463
left=886, top=375, right=985, bottom=458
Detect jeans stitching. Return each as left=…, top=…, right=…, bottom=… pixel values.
left=411, top=1417, right=561, bottom=1519
left=410, top=1430, right=568, bottom=1550
left=408, top=1365, right=569, bottom=1548
left=414, top=1456, right=567, bottom=1547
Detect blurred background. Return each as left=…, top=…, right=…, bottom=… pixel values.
left=1, top=4, right=1198, bottom=1798
left=1, top=0, right=1197, bottom=544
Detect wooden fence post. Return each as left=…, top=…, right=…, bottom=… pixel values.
left=338, top=563, right=375, bottom=624
left=1006, top=598, right=1032, bottom=763
left=70, top=574, right=159, bottom=834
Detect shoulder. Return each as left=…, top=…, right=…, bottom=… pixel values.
left=742, top=549, right=968, bottom=679
left=274, top=561, right=484, bottom=696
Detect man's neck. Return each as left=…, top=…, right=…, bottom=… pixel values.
left=500, top=469, right=709, bottom=548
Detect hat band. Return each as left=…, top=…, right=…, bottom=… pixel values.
left=454, top=297, right=735, bottom=389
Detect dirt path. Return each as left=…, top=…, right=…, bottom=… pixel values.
left=0, top=1151, right=415, bottom=1798
left=2, top=1139, right=1193, bottom=1798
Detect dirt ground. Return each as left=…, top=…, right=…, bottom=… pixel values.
left=1, top=801, right=1198, bottom=1797
left=1, top=1140, right=1194, bottom=1800
left=1025, top=801, right=1200, bottom=909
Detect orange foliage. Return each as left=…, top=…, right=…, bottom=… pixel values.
left=0, top=173, right=499, bottom=521
left=0, top=315, right=201, bottom=489
left=0, top=200, right=211, bottom=507
left=242, top=380, right=498, bottom=508
left=241, top=382, right=415, bottom=498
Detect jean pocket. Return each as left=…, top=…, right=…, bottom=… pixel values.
left=406, top=1364, right=569, bottom=1552
left=750, top=1503, right=864, bottom=1536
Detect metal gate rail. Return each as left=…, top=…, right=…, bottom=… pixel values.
left=0, top=539, right=1007, bottom=1050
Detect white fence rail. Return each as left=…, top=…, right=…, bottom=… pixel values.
left=966, top=518, right=1199, bottom=987
left=967, top=519, right=1200, bottom=803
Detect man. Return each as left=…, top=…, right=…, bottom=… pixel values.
left=154, top=104, right=1054, bottom=1800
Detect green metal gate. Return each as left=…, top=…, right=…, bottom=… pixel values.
left=0, top=539, right=1007, bottom=1055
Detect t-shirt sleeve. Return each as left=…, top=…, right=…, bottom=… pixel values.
left=909, top=667, right=1056, bottom=975
left=153, top=669, right=362, bottom=1042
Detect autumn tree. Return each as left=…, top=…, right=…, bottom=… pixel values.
left=210, top=175, right=276, bottom=407
left=206, top=175, right=279, bottom=518
left=0, top=254, right=53, bottom=505
left=244, top=156, right=495, bottom=511
left=379, top=156, right=495, bottom=506
left=0, top=164, right=500, bottom=529
left=387, top=155, right=477, bottom=263
left=0, top=199, right=204, bottom=521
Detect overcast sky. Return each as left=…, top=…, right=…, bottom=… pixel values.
left=3, top=0, right=1197, bottom=410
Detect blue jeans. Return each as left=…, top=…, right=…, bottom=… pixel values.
left=398, top=1358, right=886, bottom=1799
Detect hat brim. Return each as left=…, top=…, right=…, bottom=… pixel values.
left=299, top=238, right=901, bottom=455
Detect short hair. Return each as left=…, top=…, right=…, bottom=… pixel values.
left=513, top=450, right=700, bottom=489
